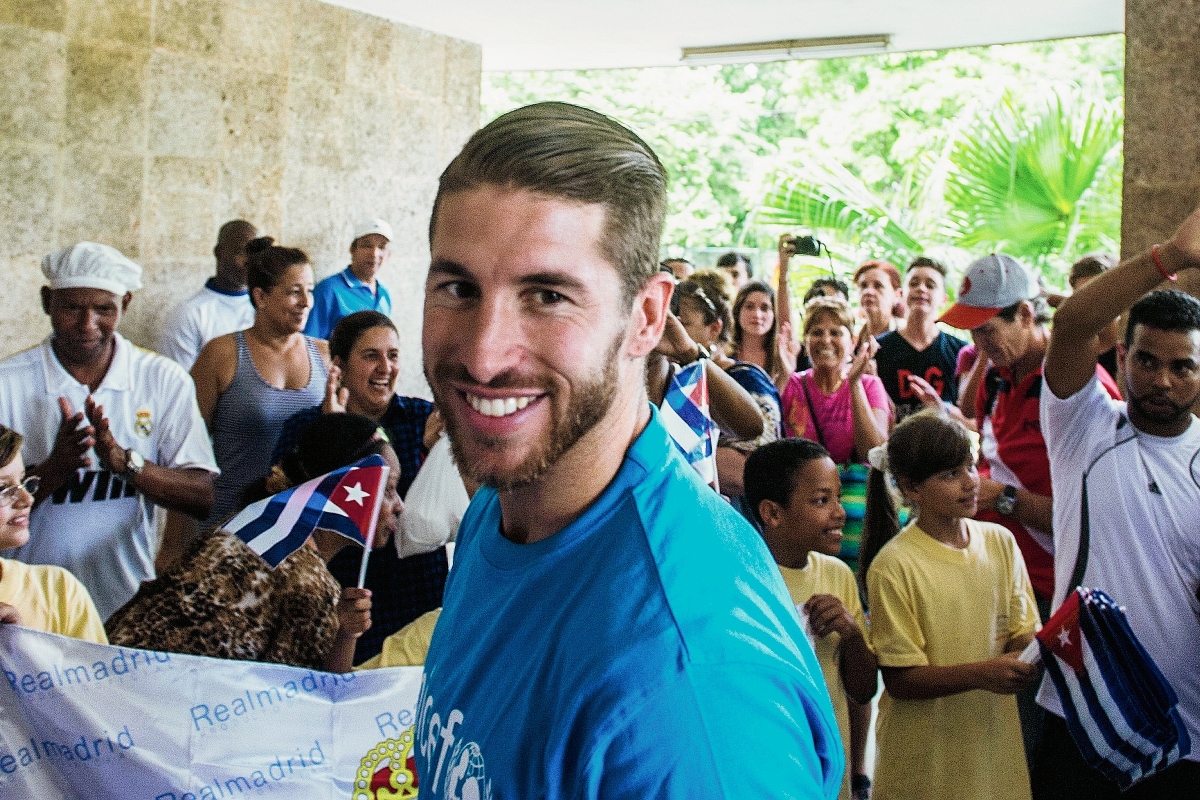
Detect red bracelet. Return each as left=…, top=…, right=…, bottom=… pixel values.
left=1152, top=244, right=1177, bottom=281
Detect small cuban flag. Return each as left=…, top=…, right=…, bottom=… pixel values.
left=224, top=454, right=390, bottom=570
left=1029, top=587, right=1191, bottom=790
left=659, top=361, right=719, bottom=489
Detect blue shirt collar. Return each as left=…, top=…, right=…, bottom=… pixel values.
left=204, top=278, right=248, bottom=297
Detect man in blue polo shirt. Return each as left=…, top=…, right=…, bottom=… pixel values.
left=304, top=217, right=393, bottom=338
left=416, top=102, right=842, bottom=800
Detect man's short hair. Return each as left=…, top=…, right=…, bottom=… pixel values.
left=907, top=256, right=948, bottom=278
left=995, top=295, right=1053, bottom=326
left=431, top=102, right=667, bottom=306
left=1125, top=289, right=1200, bottom=348
left=744, top=438, right=831, bottom=526
left=716, top=252, right=752, bottom=272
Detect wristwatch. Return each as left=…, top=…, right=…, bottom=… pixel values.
left=124, top=448, right=145, bottom=480
left=995, top=484, right=1018, bottom=516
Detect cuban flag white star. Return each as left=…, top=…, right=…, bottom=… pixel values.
left=342, top=482, right=369, bottom=506
left=1057, top=628, right=1071, bottom=647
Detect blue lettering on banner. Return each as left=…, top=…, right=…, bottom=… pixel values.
left=0, top=726, right=135, bottom=775
left=4, top=649, right=171, bottom=696
left=374, top=708, right=414, bottom=739
left=152, top=740, right=325, bottom=799
left=189, top=672, right=355, bottom=732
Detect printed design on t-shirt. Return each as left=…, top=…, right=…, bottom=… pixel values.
left=354, top=727, right=418, bottom=800
left=48, top=469, right=138, bottom=504
left=134, top=407, right=153, bottom=437
left=897, top=367, right=945, bottom=398
left=1189, top=449, right=1200, bottom=491
left=416, top=678, right=492, bottom=800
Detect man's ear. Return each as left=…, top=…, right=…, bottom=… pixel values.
left=120, top=292, right=133, bottom=314
left=1116, top=342, right=1127, bottom=374
left=624, top=272, right=674, bottom=359
left=758, top=498, right=784, bottom=530
left=40, top=286, right=52, bottom=315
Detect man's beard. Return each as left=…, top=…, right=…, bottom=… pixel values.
left=428, top=334, right=624, bottom=492
left=1126, top=384, right=1199, bottom=428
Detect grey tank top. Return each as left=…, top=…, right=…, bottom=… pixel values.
left=204, top=331, right=328, bottom=528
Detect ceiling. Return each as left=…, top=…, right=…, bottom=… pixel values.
left=325, top=1, right=1124, bottom=71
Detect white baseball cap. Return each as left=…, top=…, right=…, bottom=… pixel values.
left=352, top=218, right=393, bottom=244
left=938, top=253, right=1038, bottom=329
left=42, top=242, right=143, bottom=295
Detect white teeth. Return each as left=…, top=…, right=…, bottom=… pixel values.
left=467, top=393, right=532, bottom=417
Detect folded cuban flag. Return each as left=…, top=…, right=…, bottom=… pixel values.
left=225, top=455, right=390, bottom=570
left=1033, top=587, right=1191, bottom=790
left=659, top=361, right=719, bottom=488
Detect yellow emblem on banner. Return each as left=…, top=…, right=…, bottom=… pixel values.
left=353, top=727, right=418, bottom=800
left=134, top=408, right=153, bottom=437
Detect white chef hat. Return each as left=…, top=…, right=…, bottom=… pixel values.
left=42, top=242, right=143, bottom=295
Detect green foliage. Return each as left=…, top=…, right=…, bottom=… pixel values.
left=484, top=34, right=1126, bottom=279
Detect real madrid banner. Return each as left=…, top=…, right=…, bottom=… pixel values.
left=0, top=626, right=423, bottom=799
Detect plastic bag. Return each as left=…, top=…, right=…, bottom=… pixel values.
left=396, top=434, right=470, bottom=559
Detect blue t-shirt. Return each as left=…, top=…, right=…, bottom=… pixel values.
left=415, top=408, right=843, bottom=800
left=303, top=266, right=392, bottom=339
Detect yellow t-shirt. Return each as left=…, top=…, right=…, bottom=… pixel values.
left=0, top=557, right=107, bottom=644
left=357, top=608, right=441, bottom=670
left=779, top=553, right=869, bottom=800
left=866, top=520, right=1038, bottom=800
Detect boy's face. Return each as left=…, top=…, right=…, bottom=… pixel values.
left=768, top=456, right=846, bottom=561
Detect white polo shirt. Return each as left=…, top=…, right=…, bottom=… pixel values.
left=157, top=280, right=256, bottom=371
left=1038, top=373, right=1200, bottom=760
left=0, top=334, right=218, bottom=619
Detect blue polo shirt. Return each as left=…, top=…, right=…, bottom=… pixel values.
left=303, top=266, right=392, bottom=339
left=416, top=407, right=844, bottom=800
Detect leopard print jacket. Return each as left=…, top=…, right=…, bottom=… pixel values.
left=105, top=531, right=340, bottom=670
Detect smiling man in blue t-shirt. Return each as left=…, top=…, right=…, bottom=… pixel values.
left=416, top=102, right=843, bottom=800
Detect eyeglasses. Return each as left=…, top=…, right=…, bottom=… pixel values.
left=0, top=476, right=39, bottom=507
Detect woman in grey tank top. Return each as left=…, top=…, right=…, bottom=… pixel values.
left=191, top=238, right=330, bottom=529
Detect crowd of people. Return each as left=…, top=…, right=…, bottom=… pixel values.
left=0, top=99, right=1198, bottom=800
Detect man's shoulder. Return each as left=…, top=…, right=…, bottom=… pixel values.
left=0, top=341, right=46, bottom=377
left=125, top=339, right=194, bottom=386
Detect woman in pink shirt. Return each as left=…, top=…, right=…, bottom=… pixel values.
left=781, top=297, right=890, bottom=465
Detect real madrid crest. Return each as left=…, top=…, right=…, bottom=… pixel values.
left=354, top=727, right=418, bottom=800
left=135, top=407, right=153, bottom=437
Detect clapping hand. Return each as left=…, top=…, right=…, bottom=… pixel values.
left=906, top=374, right=945, bottom=410
left=804, top=594, right=861, bottom=641
left=322, top=365, right=349, bottom=414
left=41, top=398, right=94, bottom=485
left=847, top=333, right=879, bottom=384
left=84, top=396, right=130, bottom=475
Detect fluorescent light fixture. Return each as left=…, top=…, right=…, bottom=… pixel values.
left=681, top=34, right=892, bottom=65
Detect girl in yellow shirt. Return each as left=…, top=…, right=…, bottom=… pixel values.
left=860, top=410, right=1040, bottom=800
left=0, top=424, right=107, bottom=643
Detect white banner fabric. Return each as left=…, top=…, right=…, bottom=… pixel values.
left=0, top=626, right=424, bottom=799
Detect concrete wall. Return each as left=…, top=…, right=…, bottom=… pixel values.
left=0, top=0, right=480, bottom=397
left=1122, top=0, right=1200, bottom=296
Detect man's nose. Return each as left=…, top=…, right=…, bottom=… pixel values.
left=461, top=298, right=523, bottom=385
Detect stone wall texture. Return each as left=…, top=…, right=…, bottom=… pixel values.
left=0, top=0, right=480, bottom=397
left=1123, top=0, right=1200, bottom=296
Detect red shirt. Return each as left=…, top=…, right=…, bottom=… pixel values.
left=974, top=362, right=1121, bottom=600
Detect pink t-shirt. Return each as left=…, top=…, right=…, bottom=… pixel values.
left=781, top=370, right=890, bottom=464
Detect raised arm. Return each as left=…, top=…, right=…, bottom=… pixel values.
left=777, top=234, right=798, bottom=335
left=1045, top=207, right=1200, bottom=399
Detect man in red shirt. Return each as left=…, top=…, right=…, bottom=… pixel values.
left=939, top=254, right=1120, bottom=616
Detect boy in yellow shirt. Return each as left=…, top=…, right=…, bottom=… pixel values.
left=860, top=410, right=1039, bottom=800
left=744, top=437, right=878, bottom=800
left=0, top=424, right=106, bottom=643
